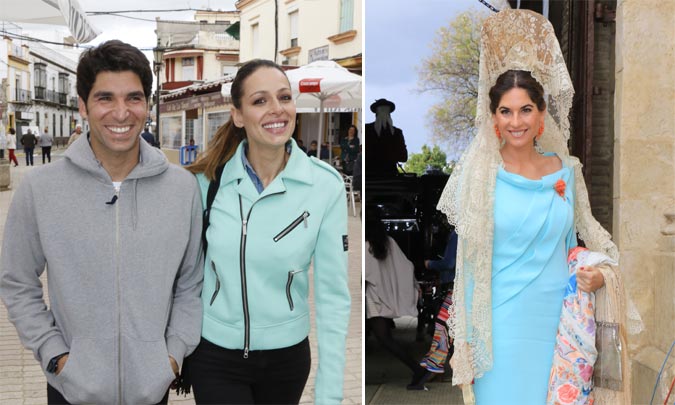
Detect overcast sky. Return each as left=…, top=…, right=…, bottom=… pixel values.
left=365, top=0, right=483, bottom=157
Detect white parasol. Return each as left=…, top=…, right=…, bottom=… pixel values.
left=0, top=0, right=100, bottom=44
left=285, top=60, right=361, bottom=162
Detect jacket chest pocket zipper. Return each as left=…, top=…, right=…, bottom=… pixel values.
left=210, top=261, right=221, bottom=306
left=286, top=270, right=303, bottom=311
left=273, top=211, right=310, bottom=242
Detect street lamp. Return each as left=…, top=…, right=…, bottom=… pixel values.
left=153, top=41, right=165, bottom=148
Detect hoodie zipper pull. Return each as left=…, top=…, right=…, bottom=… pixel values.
left=303, top=211, right=309, bottom=228
left=242, top=218, right=247, bottom=236
left=243, top=347, right=249, bottom=359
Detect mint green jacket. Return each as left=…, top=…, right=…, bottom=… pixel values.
left=196, top=140, right=350, bottom=404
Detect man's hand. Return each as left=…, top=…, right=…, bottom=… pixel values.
left=577, top=266, right=605, bottom=293
left=169, top=356, right=179, bottom=377
left=55, top=354, right=69, bottom=376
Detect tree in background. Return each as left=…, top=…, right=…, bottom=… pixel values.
left=404, top=144, right=451, bottom=176
left=417, top=10, right=487, bottom=160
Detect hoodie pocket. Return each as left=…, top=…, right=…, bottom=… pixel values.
left=286, top=269, right=306, bottom=311
left=209, top=261, right=222, bottom=306
left=273, top=211, right=310, bottom=242
left=122, top=337, right=176, bottom=404
left=53, top=337, right=116, bottom=404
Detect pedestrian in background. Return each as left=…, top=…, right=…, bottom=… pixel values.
left=39, top=127, right=53, bottom=164
left=184, top=59, right=351, bottom=404
left=141, top=125, right=157, bottom=147
left=20, top=128, right=37, bottom=166
left=339, top=124, right=359, bottom=174
left=6, top=127, right=18, bottom=166
left=67, top=124, right=82, bottom=147
left=0, top=40, right=204, bottom=404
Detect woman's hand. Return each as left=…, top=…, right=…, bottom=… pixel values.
left=577, top=265, right=605, bottom=293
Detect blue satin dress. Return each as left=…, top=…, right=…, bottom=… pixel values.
left=474, top=159, right=576, bottom=404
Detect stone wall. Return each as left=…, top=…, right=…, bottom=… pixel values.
left=614, top=0, right=675, bottom=403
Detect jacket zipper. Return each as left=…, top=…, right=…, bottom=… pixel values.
left=238, top=189, right=284, bottom=359
left=114, top=188, right=122, bottom=404
left=273, top=211, right=310, bottom=242
left=209, top=261, right=221, bottom=306
left=286, top=270, right=303, bottom=311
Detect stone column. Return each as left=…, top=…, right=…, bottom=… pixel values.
left=614, top=0, right=675, bottom=403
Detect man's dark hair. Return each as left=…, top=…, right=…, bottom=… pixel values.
left=77, top=40, right=153, bottom=104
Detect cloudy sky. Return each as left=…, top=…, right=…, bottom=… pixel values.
left=365, top=0, right=484, bottom=157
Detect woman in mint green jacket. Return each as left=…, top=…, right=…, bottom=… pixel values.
left=185, top=59, right=351, bottom=405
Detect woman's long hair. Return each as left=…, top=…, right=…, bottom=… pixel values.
left=187, top=59, right=288, bottom=180
left=365, top=207, right=389, bottom=260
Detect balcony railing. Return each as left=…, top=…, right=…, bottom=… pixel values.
left=34, top=87, right=46, bottom=100
left=13, top=88, right=32, bottom=103
left=34, top=87, right=76, bottom=107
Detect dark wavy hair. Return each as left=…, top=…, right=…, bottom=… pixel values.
left=365, top=207, right=389, bottom=260
left=348, top=124, right=358, bottom=138
left=489, top=70, right=546, bottom=114
left=77, top=40, right=153, bottom=104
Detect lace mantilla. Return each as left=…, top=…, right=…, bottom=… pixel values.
left=435, top=9, right=636, bottom=393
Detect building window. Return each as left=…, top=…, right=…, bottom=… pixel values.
left=289, top=11, right=299, bottom=48
left=58, top=73, right=69, bottom=93
left=161, top=116, right=183, bottom=149
left=339, top=0, right=354, bottom=33
left=34, top=63, right=47, bottom=99
left=207, top=112, right=228, bottom=143
left=185, top=115, right=202, bottom=146
left=58, top=73, right=69, bottom=105
left=182, top=57, right=195, bottom=81
left=251, top=23, right=260, bottom=58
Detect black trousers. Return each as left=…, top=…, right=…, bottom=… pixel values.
left=47, top=384, right=169, bottom=404
left=189, top=337, right=311, bottom=404
left=42, top=146, right=52, bottom=163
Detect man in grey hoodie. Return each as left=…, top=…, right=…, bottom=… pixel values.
left=0, top=40, right=204, bottom=404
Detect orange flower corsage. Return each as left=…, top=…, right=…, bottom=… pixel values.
left=554, top=179, right=566, bottom=198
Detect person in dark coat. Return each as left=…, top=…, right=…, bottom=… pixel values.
left=141, top=126, right=157, bottom=147
left=20, top=129, right=37, bottom=166
left=365, top=99, right=408, bottom=176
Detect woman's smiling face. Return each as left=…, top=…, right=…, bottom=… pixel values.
left=493, top=87, right=545, bottom=149
left=231, top=67, right=296, bottom=152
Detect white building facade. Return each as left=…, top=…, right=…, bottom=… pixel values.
left=1, top=33, right=83, bottom=143
left=156, top=10, right=240, bottom=163
left=236, top=0, right=362, bottom=68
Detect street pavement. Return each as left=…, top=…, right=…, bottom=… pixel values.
left=365, top=317, right=463, bottom=405
left=0, top=148, right=363, bottom=405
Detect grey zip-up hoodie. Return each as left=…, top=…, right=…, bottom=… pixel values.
left=0, top=135, right=204, bottom=404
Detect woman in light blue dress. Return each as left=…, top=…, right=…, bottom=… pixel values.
left=434, top=10, right=628, bottom=404
left=465, top=67, right=607, bottom=404
left=437, top=10, right=624, bottom=404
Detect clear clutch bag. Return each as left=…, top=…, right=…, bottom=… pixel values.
left=594, top=321, right=623, bottom=391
